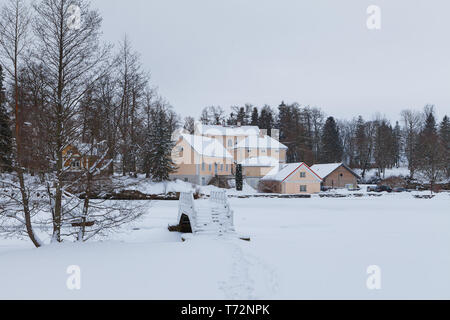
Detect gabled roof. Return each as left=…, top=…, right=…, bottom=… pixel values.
left=239, top=156, right=279, bottom=167
left=233, top=135, right=288, bottom=150
left=310, top=163, right=361, bottom=179
left=261, top=163, right=323, bottom=182
left=181, top=134, right=233, bottom=159
left=195, top=124, right=260, bottom=137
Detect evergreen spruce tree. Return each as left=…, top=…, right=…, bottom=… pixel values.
left=250, top=107, right=259, bottom=126
left=259, top=105, right=274, bottom=135
left=320, top=117, right=343, bottom=163
left=439, top=115, right=450, bottom=178
left=236, top=107, right=247, bottom=125
left=144, top=105, right=177, bottom=182
left=235, top=164, right=243, bottom=191
left=0, top=65, right=13, bottom=172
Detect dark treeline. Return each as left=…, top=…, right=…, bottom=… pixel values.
left=196, top=103, right=449, bottom=183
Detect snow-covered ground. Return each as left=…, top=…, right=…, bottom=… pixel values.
left=114, top=175, right=257, bottom=195
left=0, top=193, right=449, bottom=300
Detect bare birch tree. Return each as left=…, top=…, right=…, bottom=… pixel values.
left=0, top=0, right=42, bottom=247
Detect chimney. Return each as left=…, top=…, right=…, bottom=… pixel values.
left=259, top=129, right=267, bottom=138
left=271, top=129, right=280, bottom=141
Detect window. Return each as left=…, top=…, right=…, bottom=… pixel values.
left=226, top=164, right=229, bottom=172
left=300, top=185, right=307, bottom=192
left=228, top=140, right=233, bottom=147
left=209, top=164, right=212, bottom=171
left=184, top=178, right=188, bottom=182
left=71, top=159, right=81, bottom=169
left=300, top=172, right=306, bottom=178
left=221, top=164, right=224, bottom=171
left=202, top=177, right=206, bottom=186
left=202, top=163, right=205, bottom=171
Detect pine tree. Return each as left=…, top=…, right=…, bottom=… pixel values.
left=0, top=65, right=12, bottom=172
left=235, top=164, right=243, bottom=191
left=439, top=115, right=450, bottom=178
left=236, top=107, right=247, bottom=125
left=259, top=105, right=275, bottom=135
left=250, top=107, right=259, bottom=126
left=320, top=117, right=343, bottom=163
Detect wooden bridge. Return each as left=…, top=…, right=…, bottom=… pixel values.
left=173, top=191, right=249, bottom=241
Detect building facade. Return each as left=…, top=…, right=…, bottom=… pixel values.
left=310, top=163, right=360, bottom=189
left=259, top=163, right=323, bottom=194
left=170, top=123, right=287, bottom=186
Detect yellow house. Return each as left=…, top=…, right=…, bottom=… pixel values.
left=311, top=163, right=360, bottom=189
left=233, top=135, right=287, bottom=164
left=170, top=134, right=234, bottom=185
left=62, top=143, right=108, bottom=173
left=62, top=145, right=92, bottom=171
left=170, top=123, right=288, bottom=187
left=259, top=163, right=322, bottom=194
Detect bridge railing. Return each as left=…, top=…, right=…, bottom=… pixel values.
left=210, top=190, right=228, bottom=206
left=177, top=190, right=235, bottom=234
left=210, top=190, right=234, bottom=232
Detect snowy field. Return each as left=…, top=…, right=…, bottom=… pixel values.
left=0, top=193, right=449, bottom=300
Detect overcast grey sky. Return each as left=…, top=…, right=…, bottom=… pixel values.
left=95, top=0, right=450, bottom=122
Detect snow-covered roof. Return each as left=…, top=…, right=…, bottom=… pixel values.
left=195, top=124, right=260, bottom=137
left=310, top=163, right=343, bottom=179
left=233, top=135, right=288, bottom=150
left=310, top=163, right=360, bottom=179
left=181, top=134, right=233, bottom=159
left=262, top=163, right=322, bottom=182
left=239, top=156, right=280, bottom=167
left=68, top=142, right=104, bottom=156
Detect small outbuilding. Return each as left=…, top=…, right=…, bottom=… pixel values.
left=259, top=163, right=322, bottom=194
left=310, top=163, right=360, bottom=189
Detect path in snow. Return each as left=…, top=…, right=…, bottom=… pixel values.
left=219, top=240, right=279, bottom=300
